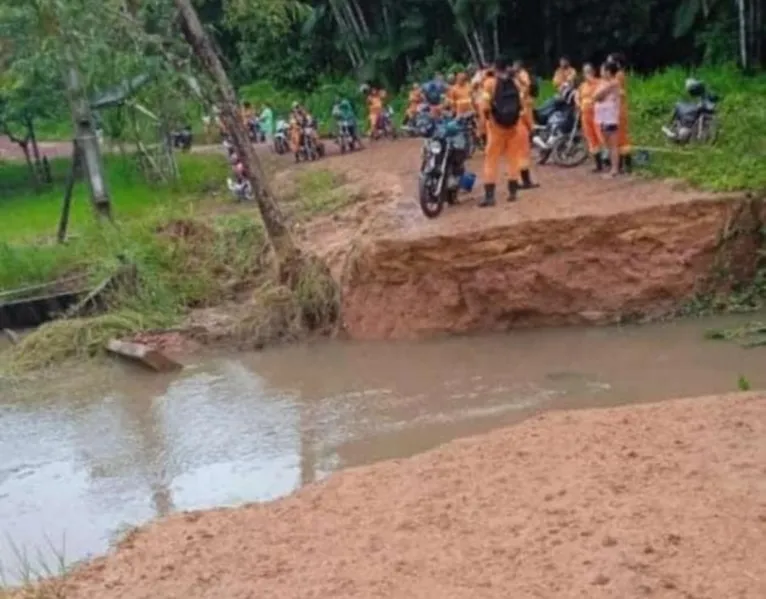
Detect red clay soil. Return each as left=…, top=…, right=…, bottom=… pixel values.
left=61, top=393, right=766, bottom=599
left=298, top=139, right=763, bottom=340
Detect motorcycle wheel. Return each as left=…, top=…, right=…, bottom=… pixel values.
left=418, top=175, right=444, bottom=219
left=553, top=136, right=589, bottom=168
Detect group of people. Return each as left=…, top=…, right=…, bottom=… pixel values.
left=399, top=52, right=633, bottom=206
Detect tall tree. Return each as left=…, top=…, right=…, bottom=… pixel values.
left=173, top=0, right=300, bottom=279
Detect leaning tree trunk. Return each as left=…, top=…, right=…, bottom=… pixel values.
left=738, top=0, right=748, bottom=69
left=173, top=0, right=299, bottom=279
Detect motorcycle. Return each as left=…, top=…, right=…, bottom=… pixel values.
left=336, top=119, right=362, bottom=153
left=223, top=139, right=253, bottom=201
left=531, top=84, right=588, bottom=167
left=170, top=126, right=193, bottom=151
left=273, top=120, right=289, bottom=154
left=418, top=114, right=472, bottom=219
left=371, top=106, right=398, bottom=141
left=662, top=78, right=719, bottom=144
left=401, top=104, right=435, bottom=138
left=247, top=118, right=266, bottom=143
left=295, top=119, right=325, bottom=162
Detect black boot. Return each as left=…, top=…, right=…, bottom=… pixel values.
left=479, top=183, right=496, bottom=207
left=592, top=153, right=604, bottom=173
left=618, top=155, right=625, bottom=173
left=507, top=179, right=520, bottom=202
left=622, top=153, right=633, bottom=174
left=520, top=169, right=539, bottom=189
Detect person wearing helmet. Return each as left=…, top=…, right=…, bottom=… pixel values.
left=422, top=72, right=447, bottom=117
left=332, top=96, right=359, bottom=142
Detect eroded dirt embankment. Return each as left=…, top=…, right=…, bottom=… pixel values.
left=59, top=393, right=766, bottom=599
left=316, top=139, right=766, bottom=339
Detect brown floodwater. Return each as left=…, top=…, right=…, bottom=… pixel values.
left=0, top=314, right=764, bottom=580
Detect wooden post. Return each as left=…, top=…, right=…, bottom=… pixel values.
left=57, top=141, right=81, bottom=243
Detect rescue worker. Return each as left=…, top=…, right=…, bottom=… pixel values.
left=607, top=53, right=632, bottom=173
left=289, top=101, right=316, bottom=155
left=553, top=57, right=577, bottom=92
left=474, top=65, right=494, bottom=143
left=362, top=84, right=387, bottom=136
left=448, top=72, right=473, bottom=116
left=511, top=59, right=540, bottom=189
left=479, top=57, right=524, bottom=207
left=405, top=83, right=423, bottom=125
left=576, top=63, right=605, bottom=172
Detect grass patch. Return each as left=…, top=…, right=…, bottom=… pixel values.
left=291, top=169, right=355, bottom=217
left=0, top=153, right=227, bottom=244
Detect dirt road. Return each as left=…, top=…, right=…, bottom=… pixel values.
left=59, top=392, right=766, bottom=599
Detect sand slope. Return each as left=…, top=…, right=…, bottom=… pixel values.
left=64, top=393, right=766, bottom=599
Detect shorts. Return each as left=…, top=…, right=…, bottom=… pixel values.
left=600, top=123, right=618, bottom=134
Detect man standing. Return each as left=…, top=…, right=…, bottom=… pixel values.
left=479, top=58, right=523, bottom=207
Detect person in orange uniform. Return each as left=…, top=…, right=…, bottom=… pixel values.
left=576, top=63, right=605, bottom=172
left=553, top=57, right=577, bottom=92
left=511, top=59, right=539, bottom=189
left=479, top=58, right=525, bottom=207
left=405, top=83, right=423, bottom=125
left=363, top=84, right=387, bottom=136
left=473, top=65, right=493, bottom=142
left=607, top=53, right=632, bottom=173
left=450, top=72, right=474, bottom=116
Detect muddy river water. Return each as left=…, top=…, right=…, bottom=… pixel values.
left=1, top=314, right=765, bottom=579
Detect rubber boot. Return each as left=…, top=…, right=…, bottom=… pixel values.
left=479, top=183, right=496, bottom=207
left=507, top=179, right=519, bottom=202
left=591, top=153, right=604, bottom=173
left=520, top=169, right=539, bottom=189
left=622, top=153, right=633, bottom=174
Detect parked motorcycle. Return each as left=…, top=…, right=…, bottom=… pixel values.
left=662, top=78, right=719, bottom=144
left=273, top=119, right=289, bottom=154
left=336, top=119, right=362, bottom=153
left=418, top=115, right=472, bottom=219
left=371, top=106, right=398, bottom=141
left=531, top=84, right=588, bottom=167
left=170, top=126, right=193, bottom=151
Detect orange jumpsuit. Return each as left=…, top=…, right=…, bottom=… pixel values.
left=367, top=90, right=386, bottom=133
left=289, top=111, right=315, bottom=153
left=407, top=88, right=423, bottom=120
left=481, top=76, right=522, bottom=185
left=553, top=66, right=577, bottom=91
left=616, top=71, right=631, bottom=156
left=451, top=79, right=473, bottom=116
left=577, top=77, right=604, bottom=154
left=475, top=70, right=494, bottom=138
left=513, top=69, right=534, bottom=171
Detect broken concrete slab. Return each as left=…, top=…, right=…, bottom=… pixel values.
left=105, top=339, right=183, bottom=372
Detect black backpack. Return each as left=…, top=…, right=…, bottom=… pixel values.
left=491, top=77, right=521, bottom=127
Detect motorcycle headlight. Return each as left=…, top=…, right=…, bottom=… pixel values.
left=429, top=141, right=442, bottom=154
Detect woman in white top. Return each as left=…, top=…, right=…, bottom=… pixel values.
left=593, top=61, right=621, bottom=178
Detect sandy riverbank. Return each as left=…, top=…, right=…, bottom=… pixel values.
left=54, top=392, right=766, bottom=599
